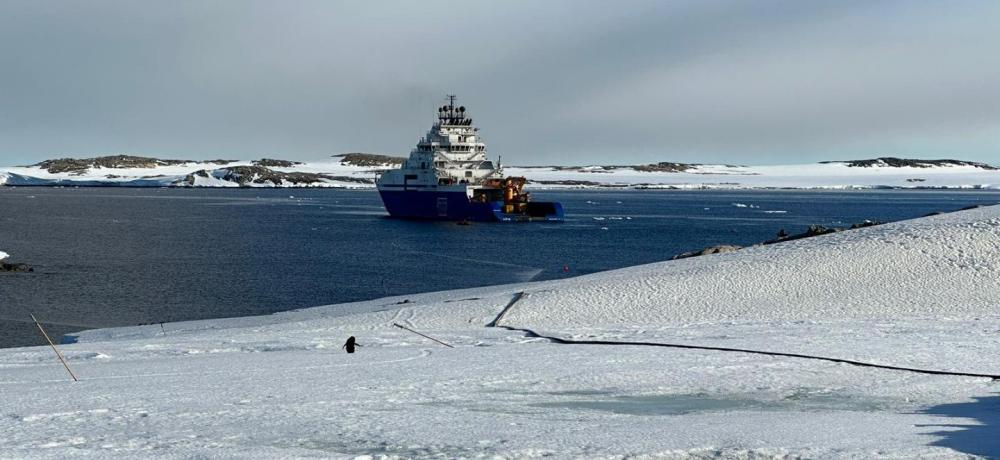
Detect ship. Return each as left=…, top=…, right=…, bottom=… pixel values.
left=376, top=96, right=564, bottom=222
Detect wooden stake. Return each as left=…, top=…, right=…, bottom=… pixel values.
left=392, top=323, right=454, bottom=348
left=30, top=314, right=79, bottom=382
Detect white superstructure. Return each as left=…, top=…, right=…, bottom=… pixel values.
left=378, top=95, right=501, bottom=191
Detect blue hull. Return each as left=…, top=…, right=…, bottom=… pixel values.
left=378, top=190, right=564, bottom=222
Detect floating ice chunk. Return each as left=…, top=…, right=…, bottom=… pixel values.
left=592, top=217, right=606, bottom=221
left=0, top=251, right=8, bottom=261
left=763, top=210, right=788, bottom=214
left=732, top=203, right=748, bottom=208
left=600, top=227, right=609, bottom=230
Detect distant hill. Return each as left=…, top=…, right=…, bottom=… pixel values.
left=4, top=153, right=999, bottom=189
left=334, top=153, right=405, bottom=167
left=820, top=157, right=997, bottom=170
left=183, top=166, right=371, bottom=187
left=32, top=155, right=235, bottom=174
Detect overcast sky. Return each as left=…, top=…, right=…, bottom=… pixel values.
left=1, top=0, right=998, bottom=166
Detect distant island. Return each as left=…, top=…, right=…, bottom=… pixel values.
left=819, top=157, right=997, bottom=170
left=1, top=154, right=997, bottom=189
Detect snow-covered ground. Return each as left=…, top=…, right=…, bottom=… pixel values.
left=2, top=157, right=999, bottom=189
left=507, top=162, right=1000, bottom=190
left=2, top=206, right=1000, bottom=458
left=0, top=158, right=376, bottom=188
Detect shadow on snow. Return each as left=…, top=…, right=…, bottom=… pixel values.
left=920, top=394, right=1000, bottom=458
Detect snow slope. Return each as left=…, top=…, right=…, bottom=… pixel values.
left=2, top=157, right=999, bottom=189
left=2, top=207, right=1000, bottom=458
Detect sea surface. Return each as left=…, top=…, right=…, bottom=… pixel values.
left=1, top=187, right=998, bottom=348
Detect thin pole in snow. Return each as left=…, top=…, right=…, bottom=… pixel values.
left=30, top=314, right=78, bottom=382
left=392, top=323, right=454, bottom=348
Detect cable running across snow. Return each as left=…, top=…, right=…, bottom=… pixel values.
left=491, top=292, right=1000, bottom=381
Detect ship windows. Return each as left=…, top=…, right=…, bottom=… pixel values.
left=465, top=171, right=473, bottom=177
left=404, top=174, right=418, bottom=180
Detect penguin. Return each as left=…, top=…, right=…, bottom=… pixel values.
left=342, top=336, right=361, bottom=354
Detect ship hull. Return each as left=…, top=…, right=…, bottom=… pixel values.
left=378, top=189, right=563, bottom=222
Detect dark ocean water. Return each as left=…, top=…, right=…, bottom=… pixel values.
left=1, top=187, right=997, bottom=348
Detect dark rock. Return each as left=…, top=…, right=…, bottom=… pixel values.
left=633, top=162, right=701, bottom=173
left=674, top=219, right=887, bottom=260
left=33, top=155, right=192, bottom=174
left=335, top=153, right=406, bottom=167
left=820, top=157, right=997, bottom=170
left=850, top=220, right=883, bottom=229
left=672, top=245, right=742, bottom=260
left=763, top=225, right=840, bottom=244
left=180, top=166, right=374, bottom=187
left=1, top=262, right=33, bottom=272
left=252, top=158, right=302, bottom=168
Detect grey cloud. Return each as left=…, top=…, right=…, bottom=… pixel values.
left=0, top=0, right=997, bottom=166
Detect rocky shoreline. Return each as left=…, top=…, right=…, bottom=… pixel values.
left=672, top=220, right=884, bottom=260
left=672, top=204, right=998, bottom=260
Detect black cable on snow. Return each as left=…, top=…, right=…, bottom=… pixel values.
left=486, top=291, right=525, bottom=327
left=490, top=292, right=1000, bottom=381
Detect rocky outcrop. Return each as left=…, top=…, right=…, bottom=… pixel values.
left=30, top=156, right=237, bottom=175
left=182, top=166, right=373, bottom=187
left=671, top=245, right=742, bottom=260
left=335, top=153, right=405, bottom=167
left=762, top=225, right=838, bottom=244
left=821, top=157, right=997, bottom=170
left=633, top=162, right=700, bottom=173
left=1, top=263, right=33, bottom=272
left=673, top=220, right=885, bottom=260
left=252, top=158, right=302, bottom=168
left=33, top=155, right=191, bottom=174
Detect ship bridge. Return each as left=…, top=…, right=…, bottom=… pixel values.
left=406, top=96, right=497, bottom=185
